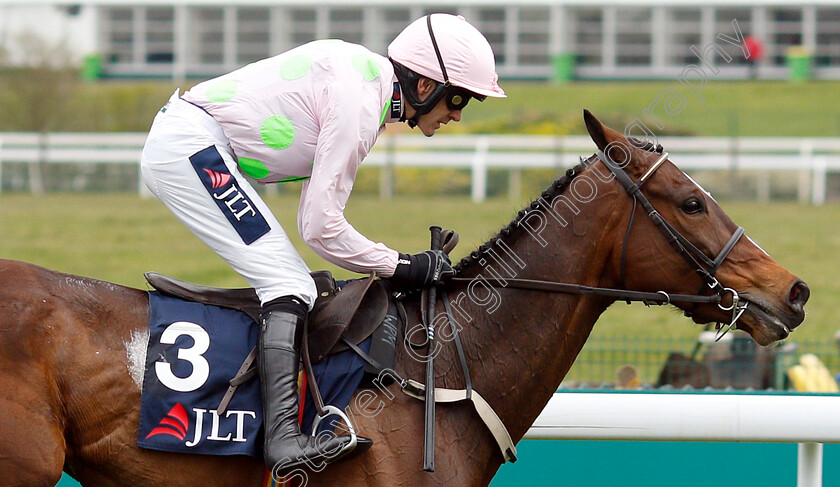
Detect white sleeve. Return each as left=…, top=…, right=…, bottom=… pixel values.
left=297, top=81, right=399, bottom=276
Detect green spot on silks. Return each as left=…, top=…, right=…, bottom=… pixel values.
left=238, top=158, right=270, bottom=179
left=380, top=99, right=391, bottom=126
left=276, top=176, right=310, bottom=183
left=260, top=116, right=295, bottom=150
left=279, top=54, right=312, bottom=81
left=206, top=79, right=238, bottom=103
left=351, top=54, right=381, bottom=82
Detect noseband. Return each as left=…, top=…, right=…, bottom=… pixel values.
left=597, top=149, right=748, bottom=339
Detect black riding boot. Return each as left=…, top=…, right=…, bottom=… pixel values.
left=259, top=299, right=354, bottom=471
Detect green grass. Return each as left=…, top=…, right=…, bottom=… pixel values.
left=2, top=193, right=838, bottom=346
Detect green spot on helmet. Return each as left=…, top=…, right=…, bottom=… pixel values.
left=279, top=54, right=312, bottom=81
left=238, top=158, right=270, bottom=179
left=260, top=116, right=295, bottom=150
left=206, top=79, right=239, bottom=103
left=351, top=54, right=381, bottom=82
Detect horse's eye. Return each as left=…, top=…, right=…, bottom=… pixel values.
left=681, top=197, right=704, bottom=215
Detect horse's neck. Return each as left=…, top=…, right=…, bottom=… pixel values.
left=433, top=192, right=622, bottom=442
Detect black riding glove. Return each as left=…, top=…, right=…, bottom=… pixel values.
left=390, top=250, right=455, bottom=290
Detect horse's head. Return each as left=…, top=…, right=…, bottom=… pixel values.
left=583, top=110, right=809, bottom=345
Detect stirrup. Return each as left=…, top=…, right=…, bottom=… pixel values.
left=310, top=405, right=358, bottom=458
left=269, top=407, right=359, bottom=478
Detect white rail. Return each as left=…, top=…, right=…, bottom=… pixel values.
left=525, top=392, right=840, bottom=487
left=1, top=133, right=838, bottom=202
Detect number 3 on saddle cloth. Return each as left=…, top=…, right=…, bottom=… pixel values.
left=137, top=272, right=396, bottom=459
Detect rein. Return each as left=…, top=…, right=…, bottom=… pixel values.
left=449, top=276, right=721, bottom=306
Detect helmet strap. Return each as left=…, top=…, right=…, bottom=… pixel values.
left=426, top=14, right=451, bottom=90
left=391, top=62, right=448, bottom=128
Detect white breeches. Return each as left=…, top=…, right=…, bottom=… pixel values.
left=140, top=92, right=317, bottom=308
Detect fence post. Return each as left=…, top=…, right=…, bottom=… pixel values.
left=554, top=136, right=566, bottom=178
left=471, top=136, right=489, bottom=203
left=508, top=168, right=521, bottom=202
left=756, top=173, right=770, bottom=203
left=799, top=140, right=814, bottom=204
left=30, top=132, right=47, bottom=194
left=799, top=170, right=811, bottom=205
left=797, top=442, right=823, bottom=487
left=811, top=156, right=826, bottom=206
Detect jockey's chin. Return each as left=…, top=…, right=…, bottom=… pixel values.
left=414, top=102, right=462, bottom=137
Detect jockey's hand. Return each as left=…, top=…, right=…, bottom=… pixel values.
left=389, top=250, right=454, bottom=290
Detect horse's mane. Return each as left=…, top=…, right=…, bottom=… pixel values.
left=453, top=160, right=589, bottom=274
left=454, top=138, right=662, bottom=275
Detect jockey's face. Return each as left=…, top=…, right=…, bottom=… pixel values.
left=408, top=78, right=462, bottom=137
left=415, top=97, right=462, bottom=137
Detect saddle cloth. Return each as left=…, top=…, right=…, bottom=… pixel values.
left=137, top=291, right=372, bottom=458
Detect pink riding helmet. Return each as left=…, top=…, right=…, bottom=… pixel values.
left=389, top=13, right=506, bottom=99
left=388, top=14, right=505, bottom=126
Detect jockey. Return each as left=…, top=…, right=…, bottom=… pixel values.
left=140, top=13, right=505, bottom=471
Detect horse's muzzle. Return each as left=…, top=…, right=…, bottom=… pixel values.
left=786, top=280, right=810, bottom=327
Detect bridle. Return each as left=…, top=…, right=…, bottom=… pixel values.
left=450, top=147, right=749, bottom=339
left=598, top=148, right=748, bottom=339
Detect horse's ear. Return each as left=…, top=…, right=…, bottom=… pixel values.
left=583, top=109, right=608, bottom=151
left=583, top=109, right=634, bottom=165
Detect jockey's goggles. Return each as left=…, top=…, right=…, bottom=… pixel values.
left=425, top=14, right=486, bottom=113
left=445, top=87, right=485, bottom=111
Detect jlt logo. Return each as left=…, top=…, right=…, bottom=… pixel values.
left=146, top=404, right=257, bottom=447
left=190, top=147, right=270, bottom=244
left=212, top=185, right=257, bottom=221
left=185, top=408, right=256, bottom=447
left=201, top=167, right=257, bottom=221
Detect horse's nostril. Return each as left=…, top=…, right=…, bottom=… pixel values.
left=788, top=281, right=810, bottom=310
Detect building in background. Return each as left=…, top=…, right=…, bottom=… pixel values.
left=0, top=1, right=97, bottom=64
left=1, top=0, right=839, bottom=80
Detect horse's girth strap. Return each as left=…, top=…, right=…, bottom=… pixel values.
left=401, top=379, right=517, bottom=463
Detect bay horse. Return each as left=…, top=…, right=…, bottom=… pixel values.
left=1, top=111, right=808, bottom=487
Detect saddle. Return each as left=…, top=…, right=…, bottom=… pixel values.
left=144, top=270, right=389, bottom=363
left=143, top=230, right=518, bottom=468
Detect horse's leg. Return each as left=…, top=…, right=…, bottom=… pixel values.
left=0, top=370, right=65, bottom=487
